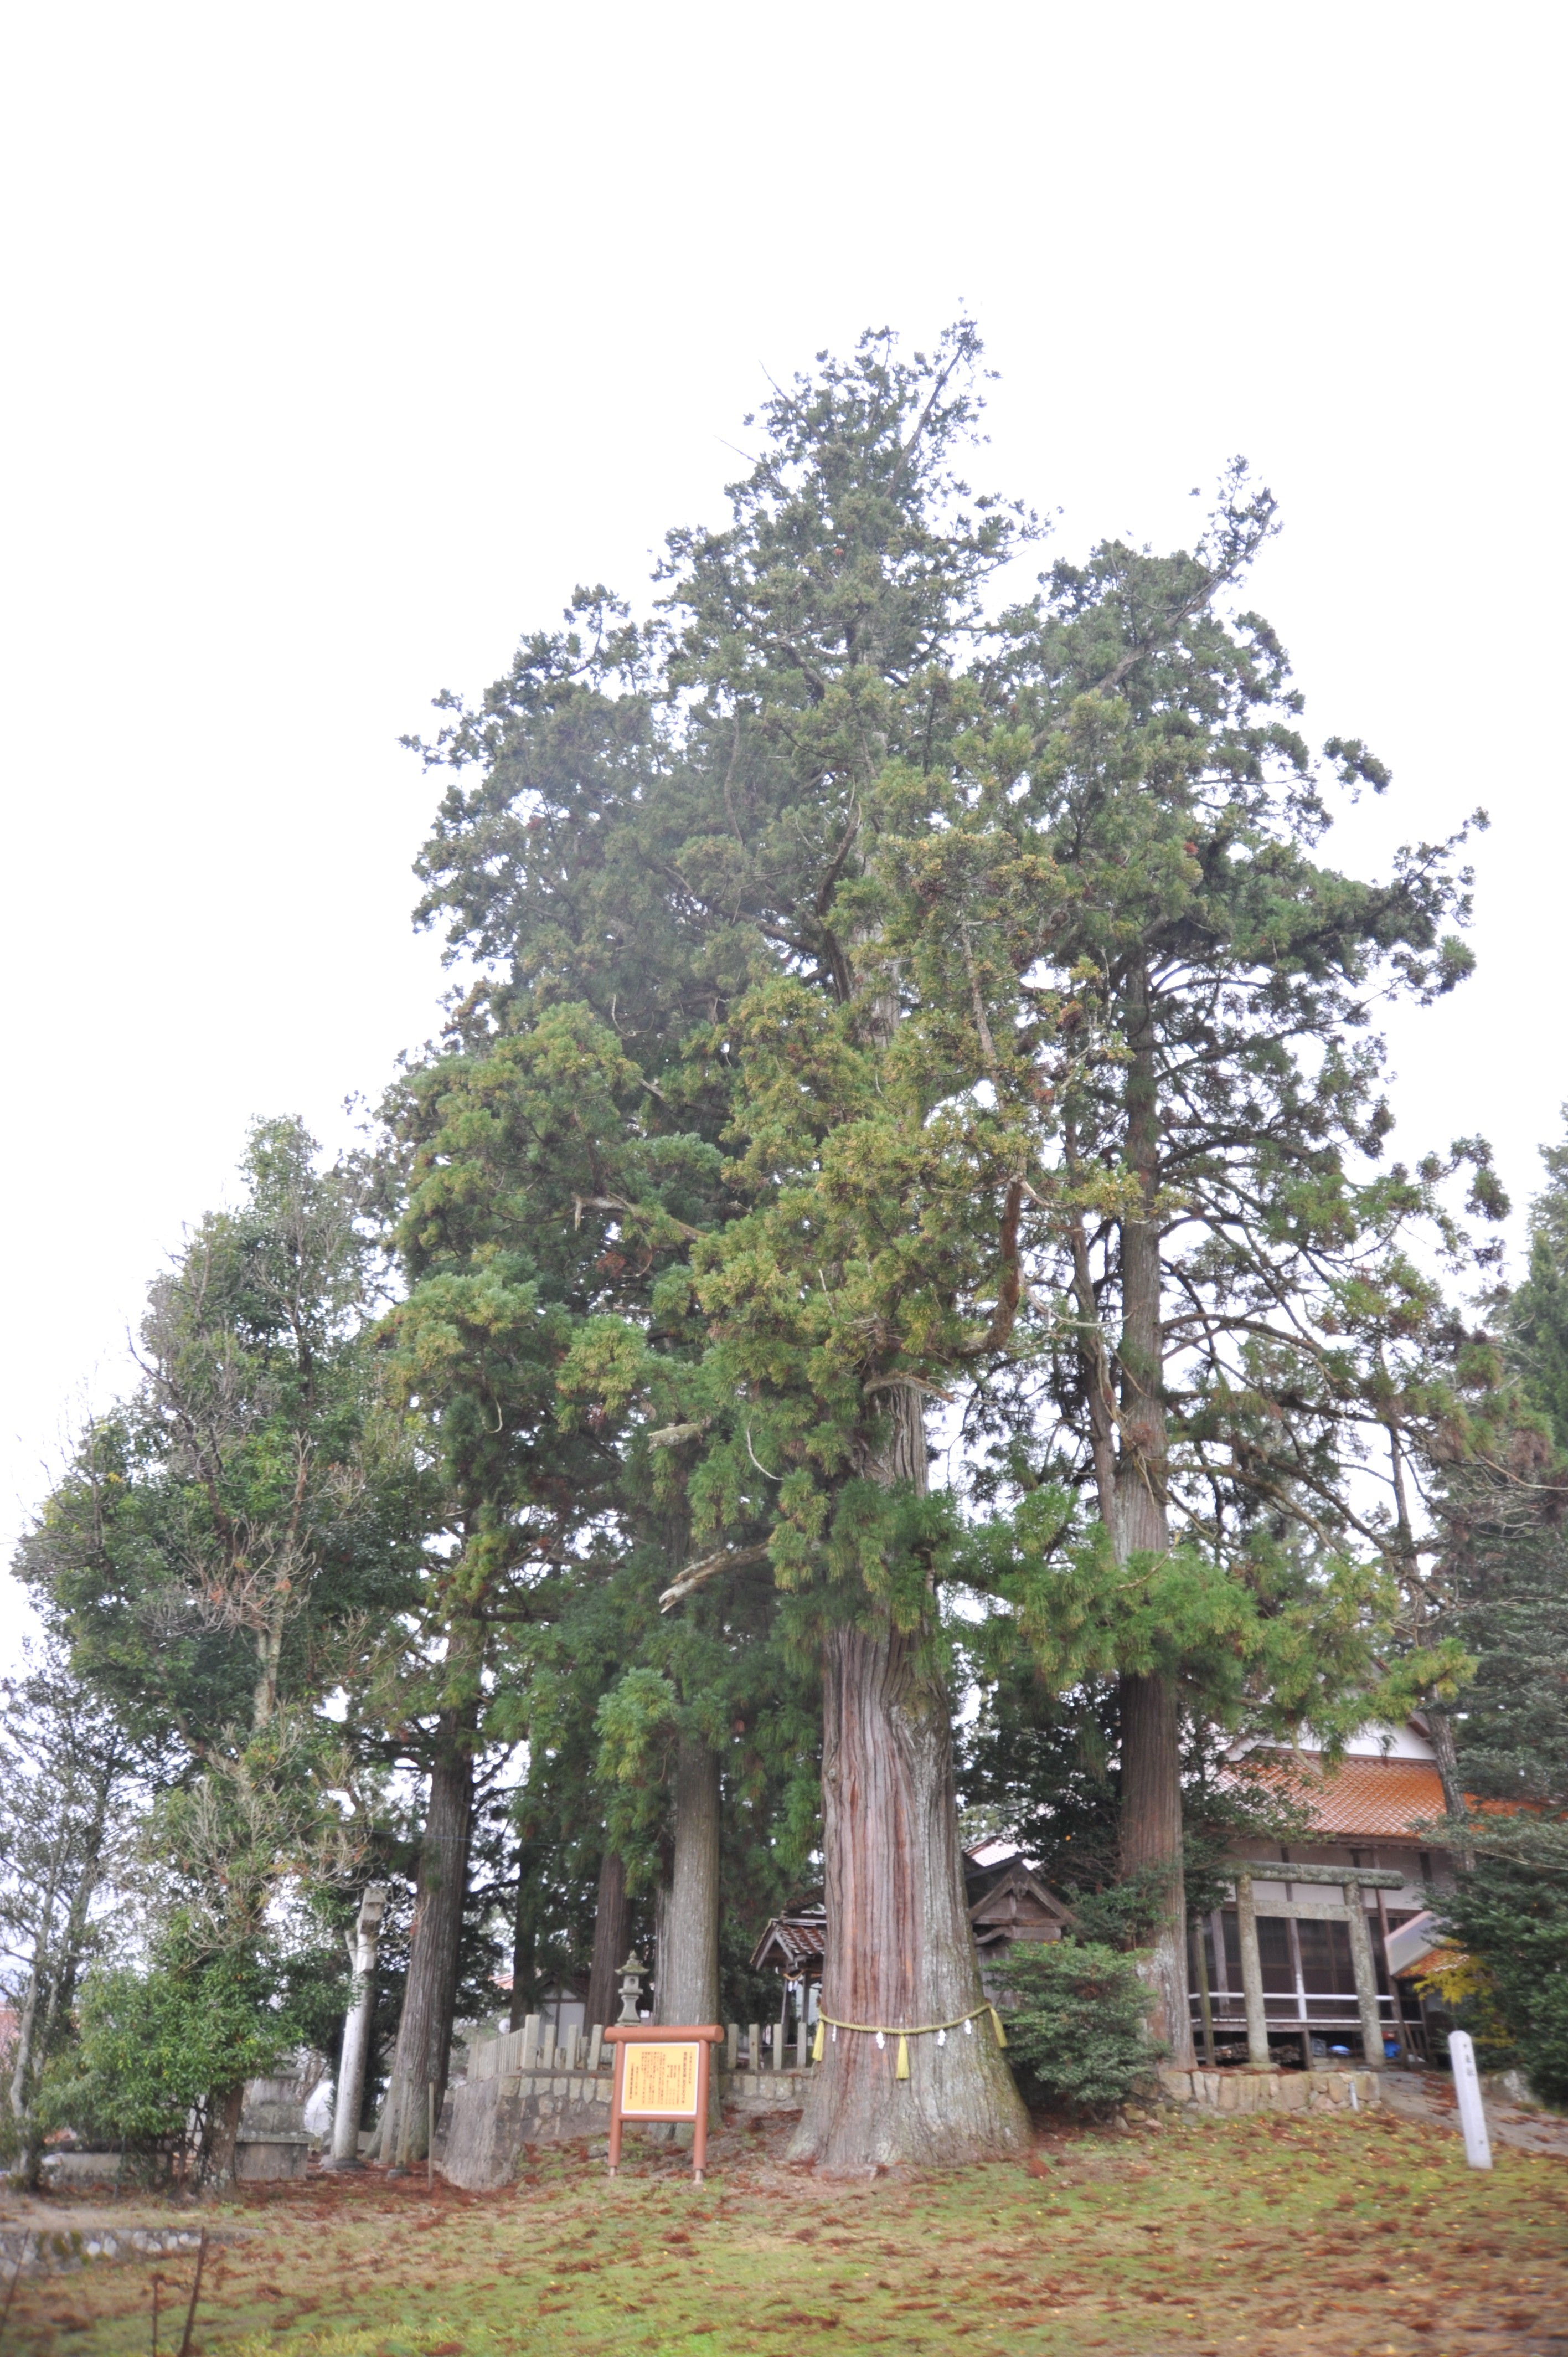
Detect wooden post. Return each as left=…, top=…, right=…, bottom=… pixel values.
left=1234, top=1874, right=1272, bottom=2070
left=1209, top=1906, right=1235, bottom=2035
left=1374, top=1890, right=1411, bottom=2061
left=693, top=2041, right=711, bottom=2184
left=1191, top=1917, right=1216, bottom=2066
left=1285, top=1912, right=1311, bottom=2071
left=1343, top=1884, right=1384, bottom=2070
left=776, top=1989, right=788, bottom=2071
left=176, top=2230, right=208, bottom=2357
left=607, top=2038, right=625, bottom=2176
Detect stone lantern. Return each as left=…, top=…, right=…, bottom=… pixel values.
left=616, top=1952, right=648, bottom=2025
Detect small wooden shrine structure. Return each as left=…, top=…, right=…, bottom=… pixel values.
left=749, top=1846, right=1071, bottom=2013
left=749, top=1902, right=827, bottom=1983
left=963, top=1844, right=1074, bottom=1967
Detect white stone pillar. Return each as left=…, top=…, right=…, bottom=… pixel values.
left=327, top=1885, right=388, bottom=2169
left=1342, top=1884, right=1385, bottom=2072
left=1448, top=2030, right=1492, bottom=2169
left=1234, top=1874, right=1272, bottom=2070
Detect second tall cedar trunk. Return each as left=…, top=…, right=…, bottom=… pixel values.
left=788, top=1387, right=1028, bottom=2169
left=1117, top=1668, right=1189, bottom=2055
left=1112, top=962, right=1193, bottom=2065
left=659, top=1738, right=721, bottom=2026
left=378, top=1715, right=476, bottom=2166
left=584, top=1848, right=632, bottom=2033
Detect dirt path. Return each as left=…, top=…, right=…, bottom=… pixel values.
left=1379, top=2066, right=1568, bottom=2158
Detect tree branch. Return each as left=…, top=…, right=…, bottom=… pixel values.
left=658, top=1543, right=772, bottom=1613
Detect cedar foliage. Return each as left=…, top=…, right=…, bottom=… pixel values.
left=1431, top=1125, right=1568, bottom=2104
left=10, top=322, right=1536, bottom=2168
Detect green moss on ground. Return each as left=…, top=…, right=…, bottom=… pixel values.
left=7, top=2105, right=1567, bottom=2356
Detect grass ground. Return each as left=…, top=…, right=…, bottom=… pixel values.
left=6, top=2102, right=1567, bottom=2357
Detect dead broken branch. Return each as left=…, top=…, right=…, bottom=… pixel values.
left=658, top=1542, right=771, bottom=1613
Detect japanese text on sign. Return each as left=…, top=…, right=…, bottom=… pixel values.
left=620, top=2041, right=700, bottom=2117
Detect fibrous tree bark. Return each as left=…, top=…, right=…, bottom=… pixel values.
left=649, top=1736, right=723, bottom=2133
left=1117, top=1670, right=1188, bottom=2052
left=584, top=1846, right=631, bottom=2032
left=790, top=1388, right=1028, bottom=2170
left=659, top=1738, right=720, bottom=2028
left=378, top=1668, right=478, bottom=2165
left=1110, top=969, right=1192, bottom=2063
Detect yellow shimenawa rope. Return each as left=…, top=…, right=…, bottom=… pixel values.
left=810, top=2002, right=1007, bottom=2074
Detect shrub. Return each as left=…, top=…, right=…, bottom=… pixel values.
left=998, top=1937, right=1164, bottom=2110
left=53, top=1946, right=297, bottom=2154
left=1436, top=1823, right=1568, bottom=2108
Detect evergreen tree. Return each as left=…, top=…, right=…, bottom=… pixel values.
left=373, top=989, right=753, bottom=2149
left=18, top=1116, right=418, bottom=1742
left=412, top=326, right=1046, bottom=2165
left=1423, top=1124, right=1568, bottom=2105
left=1453, top=1123, right=1568, bottom=1803
left=406, top=322, right=1494, bottom=2163
left=15, top=1119, right=417, bottom=2174
left=0, top=1646, right=132, bottom=2187
left=917, top=467, right=1500, bottom=2055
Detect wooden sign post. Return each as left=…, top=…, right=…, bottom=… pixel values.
left=605, top=2022, right=725, bottom=2184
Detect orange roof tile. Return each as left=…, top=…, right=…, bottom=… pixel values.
left=1221, top=1750, right=1447, bottom=1840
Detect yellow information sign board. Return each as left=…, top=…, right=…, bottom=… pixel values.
left=606, top=2020, right=722, bottom=2180
left=620, top=2039, right=700, bottom=2118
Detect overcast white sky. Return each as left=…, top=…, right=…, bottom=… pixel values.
left=2, top=1, right=1562, bottom=1660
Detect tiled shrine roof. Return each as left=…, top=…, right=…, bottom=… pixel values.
left=1224, top=1748, right=1448, bottom=1840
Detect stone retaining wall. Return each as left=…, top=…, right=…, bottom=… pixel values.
left=0, top=2225, right=218, bottom=2278
left=1158, top=2063, right=1380, bottom=2113
left=722, top=2068, right=812, bottom=2113
left=437, top=2063, right=813, bottom=2190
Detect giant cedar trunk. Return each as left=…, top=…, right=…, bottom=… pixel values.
left=378, top=1721, right=476, bottom=2165
left=1113, top=963, right=1193, bottom=2064
left=789, top=1388, right=1028, bottom=2170
left=585, top=1847, right=631, bottom=2032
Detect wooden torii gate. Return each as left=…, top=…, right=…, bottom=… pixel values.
left=1227, top=1860, right=1408, bottom=2071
